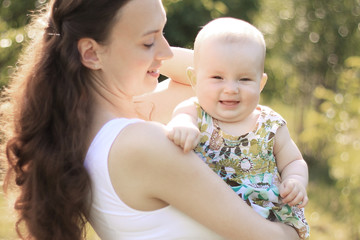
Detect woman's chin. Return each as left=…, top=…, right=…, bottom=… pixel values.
left=137, top=80, right=158, bottom=96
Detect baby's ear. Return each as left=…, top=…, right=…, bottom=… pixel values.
left=186, top=67, right=197, bottom=88
left=260, top=73, right=268, bottom=92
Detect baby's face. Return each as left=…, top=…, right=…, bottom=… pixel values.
left=194, top=38, right=266, bottom=123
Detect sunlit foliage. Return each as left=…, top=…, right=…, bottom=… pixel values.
left=163, top=0, right=259, bottom=48
left=253, top=0, right=360, bottom=160
left=0, top=0, right=45, bottom=88
left=322, top=57, right=360, bottom=238
left=251, top=1, right=360, bottom=237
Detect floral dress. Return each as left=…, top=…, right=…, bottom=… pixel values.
left=194, top=104, right=310, bottom=240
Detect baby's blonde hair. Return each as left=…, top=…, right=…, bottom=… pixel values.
left=194, top=17, right=266, bottom=68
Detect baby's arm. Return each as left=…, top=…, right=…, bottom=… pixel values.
left=274, top=125, right=309, bottom=208
left=166, top=97, right=200, bottom=153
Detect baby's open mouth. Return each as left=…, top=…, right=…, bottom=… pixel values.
left=220, top=100, right=240, bottom=105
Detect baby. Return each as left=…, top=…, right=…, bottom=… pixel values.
left=167, top=18, right=310, bottom=239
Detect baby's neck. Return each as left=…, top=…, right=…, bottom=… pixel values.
left=216, top=110, right=260, bottom=136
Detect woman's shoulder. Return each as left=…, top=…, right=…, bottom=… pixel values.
left=107, top=119, right=201, bottom=210
left=110, top=120, right=176, bottom=163
left=117, top=120, right=167, bottom=145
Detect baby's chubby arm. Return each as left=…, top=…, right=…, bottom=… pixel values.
left=166, top=97, right=200, bottom=153
left=274, top=125, right=309, bottom=208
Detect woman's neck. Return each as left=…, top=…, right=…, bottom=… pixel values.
left=93, top=93, right=139, bottom=121
left=86, top=86, right=140, bottom=149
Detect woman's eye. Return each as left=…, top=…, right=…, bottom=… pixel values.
left=144, top=43, right=154, bottom=48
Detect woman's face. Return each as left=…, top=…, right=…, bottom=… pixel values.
left=97, top=0, right=173, bottom=97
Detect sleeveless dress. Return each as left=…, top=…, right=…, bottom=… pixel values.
left=84, top=118, right=223, bottom=240
left=194, top=105, right=310, bottom=240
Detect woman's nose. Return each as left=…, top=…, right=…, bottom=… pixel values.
left=156, top=35, right=173, bottom=61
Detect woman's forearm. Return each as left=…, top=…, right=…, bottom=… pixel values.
left=160, top=46, right=194, bottom=85
left=131, top=123, right=299, bottom=239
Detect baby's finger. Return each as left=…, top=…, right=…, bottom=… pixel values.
left=179, top=131, right=188, bottom=149
left=281, top=185, right=299, bottom=204
left=287, top=191, right=304, bottom=206
left=183, top=133, right=200, bottom=153
left=279, top=182, right=292, bottom=198
left=297, top=195, right=309, bottom=208
left=183, top=140, right=194, bottom=153
left=166, top=129, right=174, bottom=140
left=172, top=130, right=182, bottom=146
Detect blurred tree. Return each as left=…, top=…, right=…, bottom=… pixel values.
left=314, top=56, right=360, bottom=239
left=0, top=0, right=44, bottom=88
left=253, top=1, right=360, bottom=237
left=252, top=0, right=360, bottom=161
left=163, top=0, right=259, bottom=48
left=1, top=0, right=260, bottom=87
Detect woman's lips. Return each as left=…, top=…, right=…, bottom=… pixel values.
left=147, top=69, right=160, bottom=78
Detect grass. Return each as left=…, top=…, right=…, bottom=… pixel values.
left=0, top=189, right=17, bottom=239
left=0, top=187, right=100, bottom=240
left=305, top=182, right=351, bottom=240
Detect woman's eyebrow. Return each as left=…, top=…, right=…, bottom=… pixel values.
left=142, top=29, right=161, bottom=36
left=142, top=18, right=167, bottom=37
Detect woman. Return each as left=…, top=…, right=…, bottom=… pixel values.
left=2, top=0, right=299, bottom=239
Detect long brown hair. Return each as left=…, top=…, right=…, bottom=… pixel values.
left=1, top=0, right=130, bottom=239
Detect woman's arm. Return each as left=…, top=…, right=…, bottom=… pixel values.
left=160, top=46, right=194, bottom=85
left=109, top=121, right=299, bottom=240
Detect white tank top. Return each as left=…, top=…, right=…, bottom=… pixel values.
left=84, top=118, right=223, bottom=240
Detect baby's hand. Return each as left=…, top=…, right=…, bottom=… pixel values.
left=167, top=125, right=200, bottom=153
left=166, top=114, right=200, bottom=153
left=279, top=178, right=308, bottom=208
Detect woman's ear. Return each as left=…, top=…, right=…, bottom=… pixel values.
left=186, top=67, right=197, bottom=89
left=260, top=73, right=268, bottom=92
left=77, top=38, right=102, bottom=70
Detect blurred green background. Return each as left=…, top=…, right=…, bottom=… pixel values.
left=1, top=0, right=359, bottom=239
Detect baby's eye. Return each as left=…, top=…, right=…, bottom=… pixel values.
left=240, top=78, right=252, bottom=81
left=212, top=76, right=223, bottom=80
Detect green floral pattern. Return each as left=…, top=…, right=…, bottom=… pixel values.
left=194, top=104, right=309, bottom=239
